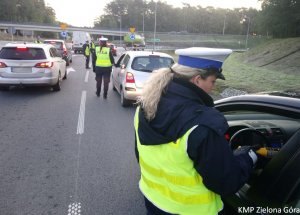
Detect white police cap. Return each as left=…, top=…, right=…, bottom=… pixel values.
left=175, top=47, right=232, bottom=80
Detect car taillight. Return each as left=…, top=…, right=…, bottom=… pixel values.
left=35, top=62, right=53, bottom=68
left=0, top=62, right=7, bottom=68
left=63, top=47, right=67, bottom=56
left=126, top=72, right=135, bottom=83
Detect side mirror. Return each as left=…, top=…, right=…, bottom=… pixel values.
left=121, top=64, right=126, bottom=69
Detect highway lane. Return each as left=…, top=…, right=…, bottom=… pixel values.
left=0, top=51, right=146, bottom=215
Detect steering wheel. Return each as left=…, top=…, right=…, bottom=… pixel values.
left=229, top=128, right=269, bottom=150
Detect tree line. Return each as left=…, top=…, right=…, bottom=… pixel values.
left=94, top=0, right=300, bottom=38
left=0, top=0, right=299, bottom=38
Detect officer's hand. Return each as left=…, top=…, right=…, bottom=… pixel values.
left=234, top=146, right=258, bottom=165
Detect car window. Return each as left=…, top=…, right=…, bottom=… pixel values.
left=131, top=56, right=174, bottom=72
left=0, top=47, right=46, bottom=60
left=50, top=48, right=60, bottom=58
left=121, top=55, right=130, bottom=68
left=44, top=41, right=63, bottom=50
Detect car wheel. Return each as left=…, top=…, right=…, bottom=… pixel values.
left=121, top=89, right=130, bottom=107
left=63, top=66, right=67, bottom=80
left=70, top=58, right=72, bottom=63
left=0, top=86, right=9, bottom=91
left=53, top=72, right=61, bottom=91
left=112, top=83, right=117, bottom=91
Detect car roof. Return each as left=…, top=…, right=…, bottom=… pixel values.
left=4, top=43, right=52, bottom=48
left=125, top=51, right=173, bottom=58
left=43, top=39, right=65, bottom=43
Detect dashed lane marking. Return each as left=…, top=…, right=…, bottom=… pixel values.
left=84, top=71, right=89, bottom=83
left=76, top=91, right=86, bottom=135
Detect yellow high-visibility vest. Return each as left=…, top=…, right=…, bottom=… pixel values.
left=134, top=107, right=223, bottom=215
left=95, top=47, right=112, bottom=67
left=85, top=46, right=90, bottom=56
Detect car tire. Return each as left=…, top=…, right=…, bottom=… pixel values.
left=121, top=89, right=130, bottom=107
left=70, top=58, right=72, bottom=63
left=112, top=83, right=117, bottom=91
left=0, top=86, right=9, bottom=91
left=53, top=72, right=61, bottom=91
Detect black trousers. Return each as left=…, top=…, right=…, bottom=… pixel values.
left=85, top=55, right=90, bottom=68
left=95, top=67, right=112, bottom=97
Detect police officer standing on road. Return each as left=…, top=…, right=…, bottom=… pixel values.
left=134, top=47, right=258, bottom=215
left=35, top=36, right=42, bottom=44
left=92, top=37, right=115, bottom=99
left=90, top=39, right=96, bottom=71
left=82, top=40, right=91, bottom=69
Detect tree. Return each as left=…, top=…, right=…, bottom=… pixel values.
left=259, top=0, right=300, bottom=37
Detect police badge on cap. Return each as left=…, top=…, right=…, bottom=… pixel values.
left=175, top=47, right=232, bottom=80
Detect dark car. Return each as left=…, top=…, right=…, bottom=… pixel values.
left=214, top=94, right=300, bottom=214
left=43, top=39, right=72, bottom=66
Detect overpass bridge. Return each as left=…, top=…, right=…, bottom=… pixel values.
left=0, top=22, right=128, bottom=37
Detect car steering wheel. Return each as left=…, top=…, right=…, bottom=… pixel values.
left=229, top=128, right=269, bottom=150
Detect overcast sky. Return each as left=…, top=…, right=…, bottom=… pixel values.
left=44, top=0, right=261, bottom=27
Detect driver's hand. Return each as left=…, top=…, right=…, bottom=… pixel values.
left=234, top=146, right=258, bottom=165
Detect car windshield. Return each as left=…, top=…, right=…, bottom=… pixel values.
left=44, top=41, right=63, bottom=50
left=0, top=47, right=46, bottom=60
left=132, top=56, right=174, bottom=72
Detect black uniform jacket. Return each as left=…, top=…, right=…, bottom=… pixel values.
left=135, top=78, right=254, bottom=197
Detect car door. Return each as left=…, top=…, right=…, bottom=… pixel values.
left=118, top=54, right=131, bottom=92
left=50, top=48, right=66, bottom=78
left=113, top=54, right=128, bottom=92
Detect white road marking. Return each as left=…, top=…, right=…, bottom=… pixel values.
left=67, top=67, right=76, bottom=75
left=84, top=71, right=89, bottom=83
left=76, top=91, right=86, bottom=135
left=68, top=202, right=82, bottom=215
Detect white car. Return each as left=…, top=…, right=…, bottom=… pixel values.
left=112, top=51, right=174, bottom=107
left=0, top=43, right=67, bottom=91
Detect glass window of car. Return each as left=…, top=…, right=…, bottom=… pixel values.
left=131, top=56, right=174, bottom=72
left=0, top=47, right=46, bottom=60
left=49, top=48, right=60, bottom=58
left=44, top=41, right=63, bottom=50
left=121, top=55, right=130, bottom=68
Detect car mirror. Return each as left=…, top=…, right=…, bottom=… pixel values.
left=121, top=64, right=126, bottom=69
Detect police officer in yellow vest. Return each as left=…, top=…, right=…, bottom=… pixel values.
left=35, top=36, right=42, bottom=44
left=82, top=40, right=91, bottom=69
left=135, top=47, right=258, bottom=215
left=92, top=37, right=115, bottom=99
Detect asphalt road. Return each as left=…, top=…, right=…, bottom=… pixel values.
left=0, top=49, right=146, bottom=215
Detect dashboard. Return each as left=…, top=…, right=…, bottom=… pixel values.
left=223, top=112, right=300, bottom=149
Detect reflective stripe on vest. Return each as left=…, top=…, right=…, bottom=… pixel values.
left=85, top=46, right=90, bottom=56
left=134, top=107, right=223, bottom=215
left=95, top=47, right=112, bottom=67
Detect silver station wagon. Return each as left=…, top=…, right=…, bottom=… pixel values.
left=112, top=51, right=174, bottom=107
left=0, top=43, right=67, bottom=91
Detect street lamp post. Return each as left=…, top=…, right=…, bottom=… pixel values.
left=153, top=1, right=157, bottom=51
left=222, top=14, right=226, bottom=35
left=241, top=15, right=251, bottom=49
left=119, top=15, right=122, bottom=46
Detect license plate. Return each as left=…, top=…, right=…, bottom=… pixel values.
left=12, top=67, right=32, bottom=73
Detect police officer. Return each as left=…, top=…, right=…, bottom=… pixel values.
left=82, top=40, right=90, bottom=69
left=92, top=37, right=115, bottom=99
left=90, top=39, right=96, bottom=71
left=134, top=47, right=258, bottom=215
left=35, top=36, right=42, bottom=44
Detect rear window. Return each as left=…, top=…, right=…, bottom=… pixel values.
left=131, top=56, right=174, bottom=72
left=0, top=47, right=46, bottom=60
left=44, top=41, right=63, bottom=50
